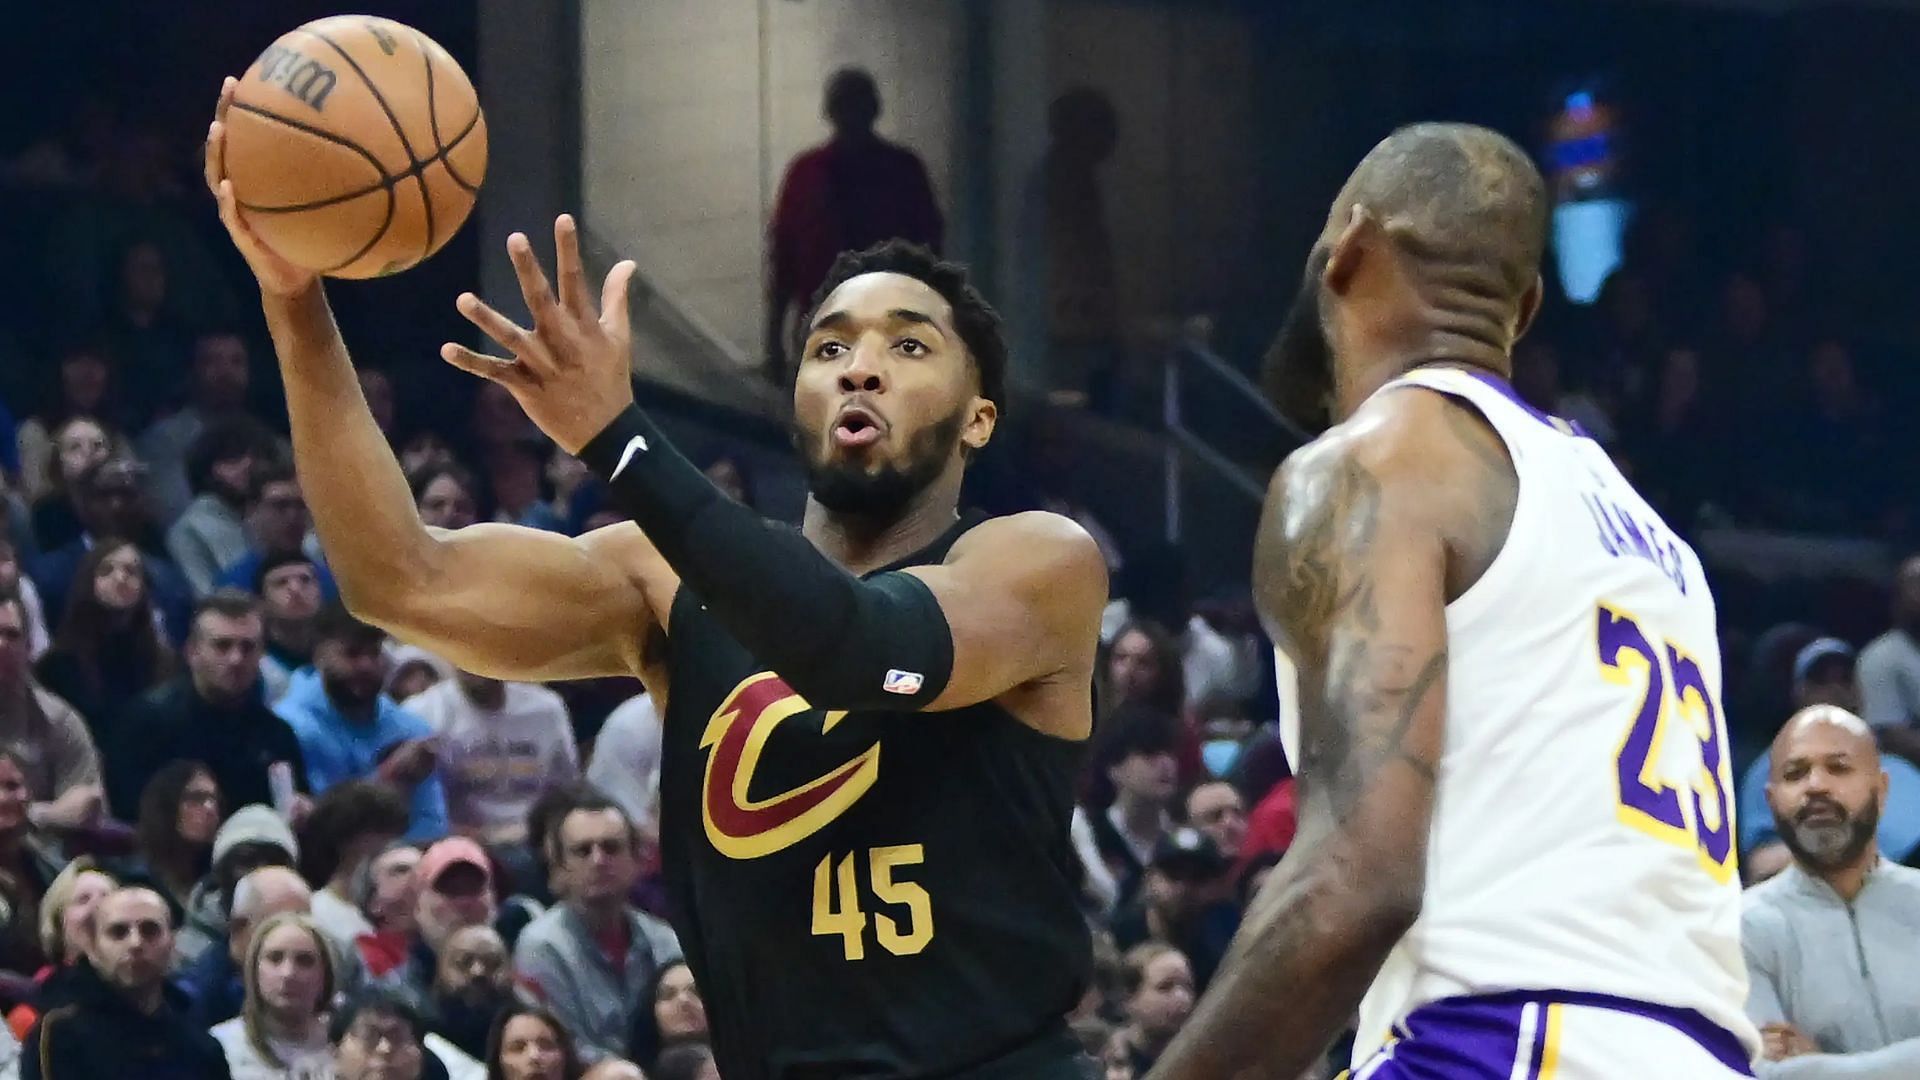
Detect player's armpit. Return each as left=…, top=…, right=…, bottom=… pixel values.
left=357, top=519, right=673, bottom=684
left=1148, top=411, right=1462, bottom=1080
left=903, top=512, right=1107, bottom=728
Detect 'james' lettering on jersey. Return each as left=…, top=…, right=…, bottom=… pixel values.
left=1278, top=367, right=1760, bottom=1066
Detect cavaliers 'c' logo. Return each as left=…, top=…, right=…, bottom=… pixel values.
left=699, top=672, right=880, bottom=860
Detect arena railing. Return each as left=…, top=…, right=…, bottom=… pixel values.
left=1161, top=318, right=1311, bottom=543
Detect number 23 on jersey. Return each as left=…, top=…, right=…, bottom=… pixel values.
left=1597, top=604, right=1737, bottom=884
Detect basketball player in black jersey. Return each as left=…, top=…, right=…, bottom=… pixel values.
left=207, top=78, right=1105, bottom=1079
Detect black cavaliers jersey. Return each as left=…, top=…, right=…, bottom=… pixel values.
left=657, top=513, right=1092, bottom=1080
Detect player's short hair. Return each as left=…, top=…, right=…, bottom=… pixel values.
left=313, top=603, right=384, bottom=650
left=804, top=239, right=1008, bottom=414
left=1336, top=122, right=1548, bottom=310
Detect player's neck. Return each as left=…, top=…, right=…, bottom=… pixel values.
left=803, top=468, right=964, bottom=577
left=1333, top=323, right=1510, bottom=421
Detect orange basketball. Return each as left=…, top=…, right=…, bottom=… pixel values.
left=223, top=15, right=488, bottom=279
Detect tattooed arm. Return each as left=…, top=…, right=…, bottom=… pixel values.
left=1147, top=388, right=1514, bottom=1080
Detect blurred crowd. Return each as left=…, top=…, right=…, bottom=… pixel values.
left=0, top=53, right=1916, bottom=1080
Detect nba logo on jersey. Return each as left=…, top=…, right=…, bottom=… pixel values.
left=883, top=669, right=924, bottom=695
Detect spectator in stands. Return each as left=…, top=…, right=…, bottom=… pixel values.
left=101, top=240, right=194, bottom=421
left=403, top=669, right=577, bottom=856
left=175, top=805, right=299, bottom=970
left=1706, top=270, right=1790, bottom=415
left=1764, top=338, right=1889, bottom=531
left=180, top=865, right=312, bottom=1028
left=301, top=781, right=412, bottom=956
left=547, top=450, right=596, bottom=533
left=367, top=838, right=500, bottom=1005
left=209, top=910, right=336, bottom=1079
left=649, top=1042, right=718, bottom=1080
left=330, top=989, right=458, bottom=1080
left=626, top=959, right=707, bottom=1070
left=215, top=463, right=337, bottom=599
left=584, top=692, right=659, bottom=837
left=164, top=418, right=271, bottom=594
left=401, top=433, right=458, bottom=479
left=109, top=591, right=308, bottom=820
left=6, top=860, right=115, bottom=1041
left=1104, top=620, right=1186, bottom=720
left=1860, top=555, right=1920, bottom=755
left=764, top=67, right=944, bottom=378
left=256, top=552, right=322, bottom=703
left=27, top=415, right=115, bottom=553
left=15, top=343, right=123, bottom=505
left=698, top=452, right=754, bottom=511
left=276, top=605, right=448, bottom=844
left=0, top=538, right=51, bottom=660
left=514, top=797, right=680, bottom=1066
left=1183, top=781, right=1246, bottom=861
left=486, top=440, right=565, bottom=533
left=1110, top=942, right=1194, bottom=1076
left=363, top=842, right=423, bottom=942
left=1743, top=705, right=1920, bottom=1073
left=1617, top=344, right=1722, bottom=530
left=413, top=463, right=480, bottom=531
left=35, top=537, right=177, bottom=742
left=1111, top=828, right=1238, bottom=991
left=30, top=457, right=192, bottom=642
left=429, top=924, right=513, bottom=1061
left=0, top=592, right=102, bottom=831
left=139, top=330, right=259, bottom=527
left=485, top=1005, right=582, bottom=1080
left=129, top=762, right=219, bottom=911
left=360, top=369, right=398, bottom=443
left=22, top=884, right=232, bottom=1079
left=1073, top=704, right=1180, bottom=913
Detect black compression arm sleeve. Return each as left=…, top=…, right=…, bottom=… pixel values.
left=577, top=403, right=954, bottom=711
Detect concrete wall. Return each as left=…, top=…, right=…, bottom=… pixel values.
left=579, top=0, right=964, bottom=362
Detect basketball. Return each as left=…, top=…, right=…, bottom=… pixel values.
left=222, top=15, right=487, bottom=280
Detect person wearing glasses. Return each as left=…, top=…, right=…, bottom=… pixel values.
left=513, top=795, right=679, bottom=1066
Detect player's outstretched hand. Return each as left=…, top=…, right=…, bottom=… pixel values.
left=442, top=214, right=639, bottom=454
left=204, top=76, right=317, bottom=299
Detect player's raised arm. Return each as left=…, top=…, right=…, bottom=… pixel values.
left=204, top=79, right=662, bottom=682
left=440, top=217, right=1105, bottom=730
left=1149, top=394, right=1502, bottom=1079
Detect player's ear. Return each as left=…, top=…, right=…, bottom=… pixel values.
left=1513, top=273, right=1545, bottom=344
left=962, top=396, right=996, bottom=453
left=1323, top=204, right=1384, bottom=298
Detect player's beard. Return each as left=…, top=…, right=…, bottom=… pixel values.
left=1263, top=248, right=1336, bottom=436
left=800, top=408, right=965, bottom=519
left=1779, top=793, right=1880, bottom=872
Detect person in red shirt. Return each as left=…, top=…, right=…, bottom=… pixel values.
left=764, top=68, right=944, bottom=380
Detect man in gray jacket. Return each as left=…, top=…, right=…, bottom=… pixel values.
left=1744, top=704, right=1920, bottom=1077
left=514, top=793, right=679, bottom=1065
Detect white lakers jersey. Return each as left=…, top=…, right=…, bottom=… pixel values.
left=1282, top=367, right=1759, bottom=1063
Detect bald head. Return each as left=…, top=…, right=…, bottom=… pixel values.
left=1329, top=123, right=1549, bottom=308
left=230, top=865, right=311, bottom=963
left=1767, top=705, right=1885, bottom=875
left=1771, top=705, right=1877, bottom=763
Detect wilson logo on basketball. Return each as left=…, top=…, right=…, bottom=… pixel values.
left=253, top=45, right=339, bottom=112
left=699, top=672, right=880, bottom=860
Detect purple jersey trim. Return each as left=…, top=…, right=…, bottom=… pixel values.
left=1458, top=368, right=1593, bottom=439
left=1426, top=990, right=1753, bottom=1075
